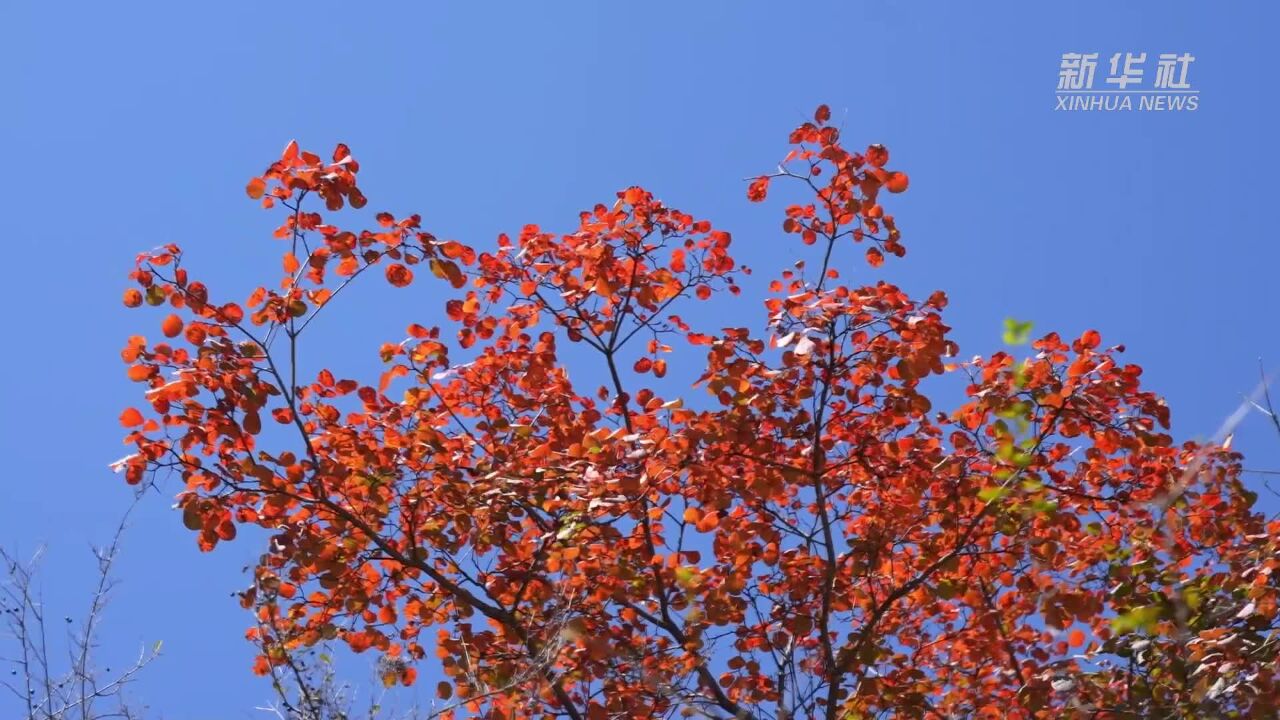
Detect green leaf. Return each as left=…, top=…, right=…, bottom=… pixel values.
left=978, top=487, right=1011, bottom=503
left=936, top=579, right=962, bottom=599
left=1002, top=317, right=1034, bottom=346
left=1029, top=499, right=1059, bottom=515
left=1112, top=604, right=1163, bottom=634
left=675, top=566, right=700, bottom=589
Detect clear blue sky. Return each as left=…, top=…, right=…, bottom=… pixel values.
left=2, top=1, right=1277, bottom=717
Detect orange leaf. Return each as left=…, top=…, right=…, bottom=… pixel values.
left=246, top=177, right=267, bottom=199
left=161, top=314, right=184, bottom=338
left=695, top=511, right=719, bottom=532
left=184, top=324, right=207, bottom=345
left=886, top=171, right=909, bottom=193
left=252, top=656, right=271, bottom=676
left=1067, top=628, right=1085, bottom=647
left=119, top=407, right=144, bottom=427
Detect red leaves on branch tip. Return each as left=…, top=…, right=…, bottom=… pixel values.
left=747, top=176, right=770, bottom=202
left=886, top=171, right=909, bottom=193
left=122, top=288, right=142, bottom=307
left=814, top=104, right=832, bottom=124
left=248, top=139, right=363, bottom=211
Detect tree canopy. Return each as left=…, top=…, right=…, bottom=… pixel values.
left=118, top=106, right=1280, bottom=719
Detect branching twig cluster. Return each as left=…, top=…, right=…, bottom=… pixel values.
left=1, top=499, right=159, bottom=720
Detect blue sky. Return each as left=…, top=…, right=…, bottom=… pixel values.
left=1, top=1, right=1277, bottom=717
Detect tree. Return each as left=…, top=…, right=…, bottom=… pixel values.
left=116, top=106, right=1280, bottom=719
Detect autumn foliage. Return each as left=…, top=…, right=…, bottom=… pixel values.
left=118, top=108, right=1280, bottom=718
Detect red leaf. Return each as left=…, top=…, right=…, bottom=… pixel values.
left=161, top=314, right=184, bottom=338
left=386, top=264, right=414, bottom=288
left=886, top=171, right=909, bottom=193
left=126, top=364, right=152, bottom=382
left=119, top=407, right=144, bottom=427
left=243, top=410, right=262, bottom=435
left=866, top=144, right=889, bottom=168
